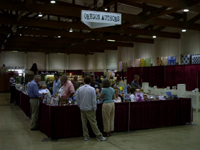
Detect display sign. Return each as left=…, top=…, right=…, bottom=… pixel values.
left=81, top=10, right=122, bottom=29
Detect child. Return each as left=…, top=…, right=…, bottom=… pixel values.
left=113, top=89, right=122, bottom=103
left=129, top=87, right=136, bottom=102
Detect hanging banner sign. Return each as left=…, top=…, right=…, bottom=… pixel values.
left=81, top=10, right=122, bottom=29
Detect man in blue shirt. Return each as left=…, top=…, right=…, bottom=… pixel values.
left=52, top=73, right=61, bottom=97
left=131, top=75, right=140, bottom=89
left=28, top=75, right=43, bottom=130
left=90, top=75, right=101, bottom=92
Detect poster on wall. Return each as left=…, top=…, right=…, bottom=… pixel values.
left=161, top=57, right=168, bottom=66
left=134, top=59, right=140, bottom=67
left=122, top=61, right=127, bottom=72
left=157, top=57, right=162, bottom=66
left=145, top=58, right=151, bottom=67
left=168, top=56, right=176, bottom=65
left=119, top=61, right=122, bottom=71
left=126, top=60, right=133, bottom=68
left=140, top=59, right=145, bottom=67
left=182, top=54, right=191, bottom=65
left=191, top=54, right=200, bottom=64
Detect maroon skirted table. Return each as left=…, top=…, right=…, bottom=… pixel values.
left=39, top=98, right=192, bottom=139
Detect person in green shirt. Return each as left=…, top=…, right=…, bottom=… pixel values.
left=97, top=79, right=115, bottom=137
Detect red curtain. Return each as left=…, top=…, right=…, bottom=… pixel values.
left=165, top=66, right=175, bottom=88
left=127, top=64, right=199, bottom=90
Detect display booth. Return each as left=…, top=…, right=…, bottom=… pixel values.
left=127, top=64, right=199, bottom=91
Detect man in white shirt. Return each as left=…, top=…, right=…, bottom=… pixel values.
left=76, top=76, right=106, bottom=141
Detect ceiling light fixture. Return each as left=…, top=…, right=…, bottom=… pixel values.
left=20, top=34, right=22, bottom=36
left=182, top=29, right=187, bottom=32
left=38, top=12, right=43, bottom=17
left=50, top=0, right=56, bottom=4
left=58, top=36, right=61, bottom=38
left=107, top=39, right=115, bottom=42
left=183, top=9, right=189, bottom=12
left=152, top=35, right=157, bottom=38
left=105, top=8, right=108, bottom=11
left=69, top=28, right=73, bottom=32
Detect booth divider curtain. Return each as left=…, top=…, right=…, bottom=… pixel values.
left=127, top=64, right=199, bottom=90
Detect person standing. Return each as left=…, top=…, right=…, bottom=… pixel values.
left=60, top=75, right=75, bottom=100
left=90, top=75, right=101, bottom=92
left=9, top=72, right=18, bottom=105
left=76, top=76, right=107, bottom=141
left=97, top=79, right=115, bottom=137
left=109, top=76, right=115, bottom=87
left=71, top=76, right=80, bottom=91
left=28, top=75, right=43, bottom=130
left=131, top=75, right=140, bottom=89
left=52, top=73, right=61, bottom=97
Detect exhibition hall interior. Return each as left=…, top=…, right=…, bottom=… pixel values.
left=0, top=0, right=200, bottom=150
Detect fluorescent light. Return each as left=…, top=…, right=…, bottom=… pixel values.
left=58, top=36, right=61, bottom=38
left=69, top=28, right=73, bottom=32
left=12, top=51, right=18, bottom=52
left=152, top=35, right=157, bottom=38
left=183, top=9, right=189, bottom=12
left=20, top=34, right=22, bottom=36
left=182, top=29, right=187, bottom=32
left=38, top=12, right=43, bottom=17
left=105, top=8, right=108, bottom=11
left=50, top=0, right=56, bottom=4
left=107, top=39, right=115, bottom=42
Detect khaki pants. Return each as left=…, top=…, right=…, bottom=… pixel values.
left=30, top=99, right=40, bottom=129
left=81, top=110, right=103, bottom=138
left=102, top=103, right=115, bottom=132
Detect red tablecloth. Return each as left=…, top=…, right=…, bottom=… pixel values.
left=21, top=92, right=31, bottom=118
left=39, top=98, right=192, bottom=139
left=15, top=89, right=21, bottom=106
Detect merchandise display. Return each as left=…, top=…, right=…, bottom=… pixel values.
left=168, top=56, right=176, bottom=65
left=157, top=57, right=162, bottom=66
left=145, top=58, right=151, bottom=67
left=134, top=59, right=140, bottom=67
left=182, top=55, right=191, bottom=65
left=161, top=57, right=168, bottom=66
left=140, top=59, right=145, bottom=67
left=191, top=54, right=200, bottom=64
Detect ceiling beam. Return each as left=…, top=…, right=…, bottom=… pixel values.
left=4, top=42, right=118, bottom=50
left=145, top=8, right=180, bottom=21
left=3, top=46, right=105, bottom=53
left=126, top=0, right=200, bottom=12
left=0, top=15, right=181, bottom=39
left=98, top=0, right=119, bottom=11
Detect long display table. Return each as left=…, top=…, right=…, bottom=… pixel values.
left=14, top=89, right=192, bottom=139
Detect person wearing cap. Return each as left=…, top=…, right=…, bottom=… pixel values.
left=52, top=73, right=61, bottom=97
left=71, top=76, right=80, bottom=91
left=90, top=75, right=101, bottom=92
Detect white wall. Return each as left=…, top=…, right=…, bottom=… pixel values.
left=1, top=51, right=25, bottom=68
left=86, top=55, right=94, bottom=71
left=181, top=31, right=200, bottom=55
left=105, top=50, right=118, bottom=69
left=154, top=38, right=180, bottom=65
left=49, top=53, right=65, bottom=72
left=26, top=52, right=46, bottom=70
left=68, top=54, right=87, bottom=70
left=1, top=31, right=200, bottom=71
